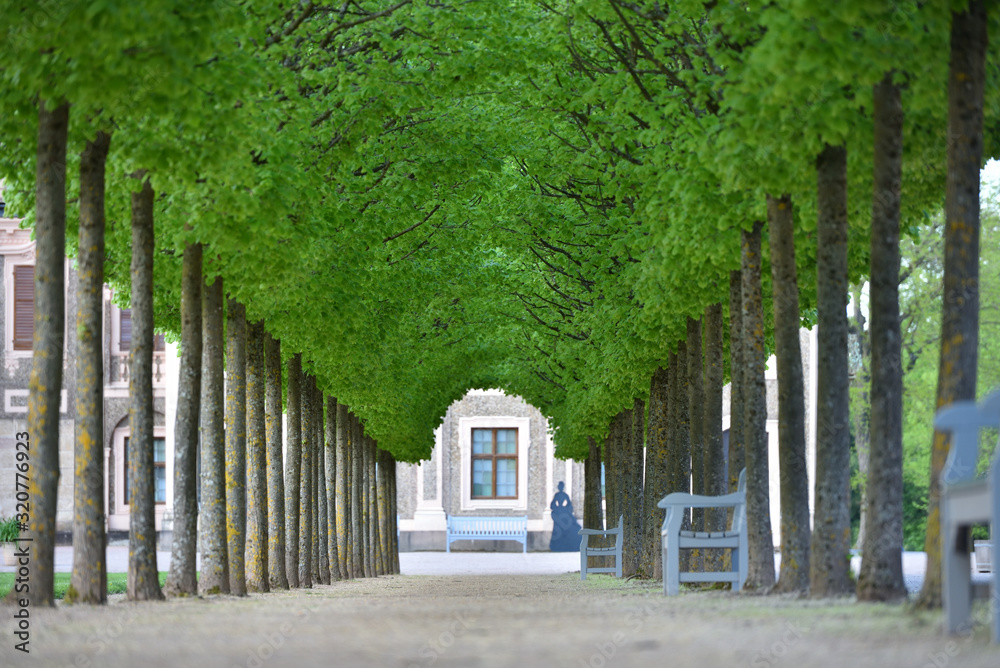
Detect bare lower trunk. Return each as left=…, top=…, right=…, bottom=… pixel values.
left=918, top=1, right=987, bottom=610
left=326, top=396, right=341, bottom=582
left=704, top=303, right=725, bottom=571
left=245, top=320, right=269, bottom=592
left=850, top=286, right=871, bottom=552
left=378, top=448, right=392, bottom=576
left=370, top=439, right=382, bottom=575
left=645, top=366, right=670, bottom=580
left=27, top=101, right=69, bottom=608
left=860, top=74, right=908, bottom=603
left=366, top=435, right=378, bottom=577
left=622, top=399, right=644, bottom=577
left=69, top=130, right=110, bottom=605
left=728, top=270, right=746, bottom=496
left=743, top=221, right=776, bottom=590
left=688, top=316, right=705, bottom=537
left=767, top=194, right=811, bottom=594
left=351, top=414, right=364, bottom=577
left=390, top=453, right=400, bottom=574
left=811, top=144, right=853, bottom=597
left=225, top=299, right=247, bottom=596
left=127, top=177, right=163, bottom=602
left=198, top=277, right=229, bottom=595
left=299, top=375, right=314, bottom=588
left=584, top=437, right=603, bottom=530
left=265, top=334, right=288, bottom=590
left=336, top=402, right=351, bottom=578
left=285, top=354, right=302, bottom=587
left=316, top=387, right=330, bottom=584
left=164, top=239, right=201, bottom=598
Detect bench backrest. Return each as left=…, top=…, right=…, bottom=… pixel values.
left=935, top=387, right=1000, bottom=488
left=447, top=516, right=527, bottom=534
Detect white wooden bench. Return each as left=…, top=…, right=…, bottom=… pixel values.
left=658, top=468, right=747, bottom=596
left=446, top=515, right=527, bottom=553
left=578, top=515, right=623, bottom=579
left=934, top=389, right=999, bottom=643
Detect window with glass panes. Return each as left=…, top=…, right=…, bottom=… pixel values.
left=471, top=428, right=518, bottom=499
left=124, top=436, right=167, bottom=504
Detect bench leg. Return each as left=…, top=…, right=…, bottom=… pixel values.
left=581, top=538, right=588, bottom=581
left=446, top=537, right=451, bottom=554
left=665, top=537, right=680, bottom=596
left=943, top=523, right=972, bottom=634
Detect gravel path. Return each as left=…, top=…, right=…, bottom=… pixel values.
left=4, top=569, right=999, bottom=668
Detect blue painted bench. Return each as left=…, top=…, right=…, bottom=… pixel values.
left=446, top=515, right=528, bottom=553
left=659, top=468, right=747, bottom=596
left=579, top=515, right=623, bottom=579
left=935, top=389, right=999, bottom=643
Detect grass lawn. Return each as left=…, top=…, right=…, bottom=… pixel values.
left=0, top=572, right=168, bottom=599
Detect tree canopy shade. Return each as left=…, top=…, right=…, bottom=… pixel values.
left=2, top=0, right=998, bottom=602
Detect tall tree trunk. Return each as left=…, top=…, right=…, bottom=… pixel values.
left=603, top=421, right=618, bottom=532
left=767, top=194, right=811, bottom=594
left=325, top=395, right=341, bottom=582
left=245, top=319, right=269, bottom=592
left=688, top=316, right=705, bottom=535
left=366, top=435, right=377, bottom=577
left=860, top=74, right=908, bottom=603
left=284, top=354, right=302, bottom=587
left=584, top=437, right=603, bottom=530
left=27, top=101, right=69, bottom=608
left=69, top=130, right=111, bottom=605
left=378, top=448, right=391, bottom=576
left=163, top=239, right=202, bottom=598
left=670, top=343, right=690, bottom=516
left=351, top=414, right=364, bottom=577
left=620, top=400, right=643, bottom=577
left=742, top=221, right=776, bottom=590
left=370, top=439, right=383, bottom=575
left=812, top=144, right=853, bottom=597
left=299, top=374, right=314, bottom=588
left=225, top=299, right=248, bottom=596
left=728, top=270, right=746, bottom=496
left=336, top=402, right=351, bottom=578
left=849, top=285, right=871, bottom=551
left=127, top=177, right=163, bottom=602
left=645, top=366, right=670, bottom=580
left=704, top=303, right=726, bottom=572
left=199, top=277, right=229, bottom=595
left=316, top=386, right=330, bottom=584
left=265, top=333, right=288, bottom=590
left=390, top=452, right=400, bottom=574
left=918, top=1, right=988, bottom=610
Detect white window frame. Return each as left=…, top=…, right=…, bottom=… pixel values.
left=112, top=424, right=168, bottom=518
left=459, top=415, right=530, bottom=511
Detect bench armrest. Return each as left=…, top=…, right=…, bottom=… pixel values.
left=579, top=528, right=618, bottom=536
left=657, top=490, right=746, bottom=509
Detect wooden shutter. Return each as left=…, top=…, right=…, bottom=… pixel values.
left=13, top=265, right=34, bottom=350
left=119, top=308, right=131, bottom=351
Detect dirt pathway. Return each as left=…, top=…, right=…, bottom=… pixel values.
left=3, top=573, right=998, bottom=668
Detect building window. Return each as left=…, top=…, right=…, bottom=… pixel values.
left=119, top=308, right=165, bottom=351
left=12, top=265, right=33, bottom=350
left=471, top=428, right=518, bottom=499
left=124, top=435, right=167, bottom=504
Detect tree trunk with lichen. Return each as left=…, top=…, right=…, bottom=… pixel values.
left=315, top=385, right=330, bottom=584
left=299, top=374, right=314, bottom=588
left=68, top=130, right=111, bottom=605
left=728, top=270, right=745, bottom=497
left=767, top=194, right=811, bottom=594
left=351, top=414, right=364, bottom=577
left=325, top=396, right=341, bottom=582
left=127, top=177, right=163, bottom=602
left=918, top=1, right=988, bottom=610
left=285, top=354, right=302, bottom=587
left=163, top=239, right=201, bottom=598
left=644, top=366, right=669, bottom=580
left=245, top=320, right=269, bottom=592
left=336, top=402, right=351, bottom=579
left=704, top=303, right=726, bottom=572
left=265, top=333, right=288, bottom=590
left=812, top=144, right=853, bottom=598
left=688, top=317, right=705, bottom=539
left=743, top=221, right=776, bottom=591
left=199, top=277, right=228, bottom=595
left=225, top=299, right=247, bottom=597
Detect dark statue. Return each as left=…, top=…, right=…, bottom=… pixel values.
left=549, top=481, right=582, bottom=552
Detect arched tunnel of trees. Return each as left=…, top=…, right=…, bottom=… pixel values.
left=1, top=0, right=998, bottom=610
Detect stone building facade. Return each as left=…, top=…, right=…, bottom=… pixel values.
left=396, top=389, right=585, bottom=551
left=0, top=217, right=168, bottom=538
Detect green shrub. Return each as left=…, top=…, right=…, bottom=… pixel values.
left=0, top=517, right=20, bottom=542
